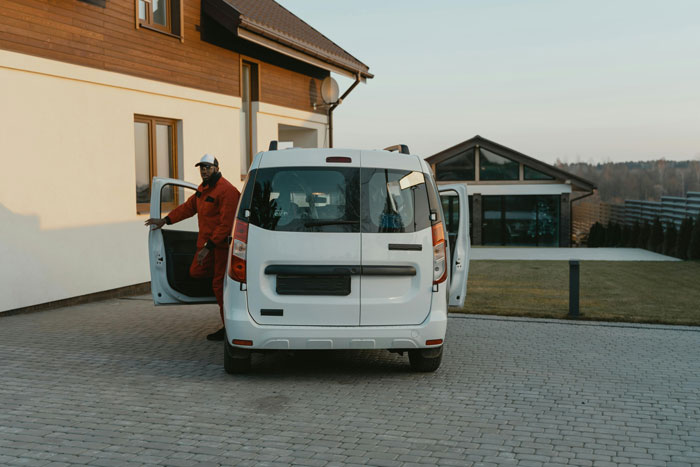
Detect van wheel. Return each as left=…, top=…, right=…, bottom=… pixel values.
left=408, top=347, right=443, bottom=372
left=224, top=341, right=251, bottom=374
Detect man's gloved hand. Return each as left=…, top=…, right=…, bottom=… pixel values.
left=196, top=248, right=210, bottom=265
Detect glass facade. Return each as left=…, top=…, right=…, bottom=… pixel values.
left=435, top=148, right=475, bottom=181
left=524, top=165, right=554, bottom=180
left=482, top=195, right=560, bottom=246
left=479, top=148, right=519, bottom=180
left=441, top=194, right=473, bottom=261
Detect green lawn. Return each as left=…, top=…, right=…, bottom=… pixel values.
left=458, top=260, right=700, bottom=326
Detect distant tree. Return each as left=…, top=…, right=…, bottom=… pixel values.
left=611, top=223, right=623, bottom=247
left=637, top=222, right=651, bottom=250
left=676, top=217, right=694, bottom=260
left=621, top=224, right=631, bottom=247
left=628, top=222, right=640, bottom=247
left=559, top=160, right=700, bottom=203
left=587, top=222, right=603, bottom=247
left=602, top=223, right=612, bottom=246
left=648, top=217, right=664, bottom=253
left=662, top=222, right=678, bottom=257
left=604, top=222, right=621, bottom=247
left=688, top=213, right=700, bottom=260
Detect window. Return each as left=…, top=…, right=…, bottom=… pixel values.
left=136, top=0, right=182, bottom=37
left=479, top=147, right=519, bottom=181
left=524, top=165, right=555, bottom=180
left=435, top=148, right=475, bottom=181
left=240, top=167, right=432, bottom=234
left=481, top=195, right=560, bottom=246
left=361, top=169, right=431, bottom=233
left=134, top=115, right=178, bottom=214
left=241, top=61, right=259, bottom=168
left=245, top=167, right=360, bottom=233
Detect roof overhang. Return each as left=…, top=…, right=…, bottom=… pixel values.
left=237, top=28, right=369, bottom=81
left=202, top=0, right=372, bottom=81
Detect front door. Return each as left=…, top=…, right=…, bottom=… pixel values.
left=439, top=184, right=470, bottom=308
left=148, top=177, right=216, bottom=305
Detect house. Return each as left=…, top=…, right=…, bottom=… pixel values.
left=426, top=136, right=596, bottom=247
left=0, top=0, right=371, bottom=312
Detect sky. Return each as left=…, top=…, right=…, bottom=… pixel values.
left=277, top=0, right=700, bottom=164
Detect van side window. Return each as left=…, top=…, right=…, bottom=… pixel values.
left=361, top=169, right=431, bottom=233
left=247, top=167, right=360, bottom=233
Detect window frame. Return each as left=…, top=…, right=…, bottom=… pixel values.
left=241, top=58, right=260, bottom=170
left=135, top=115, right=179, bottom=215
left=135, top=0, right=183, bottom=41
left=478, top=147, right=520, bottom=181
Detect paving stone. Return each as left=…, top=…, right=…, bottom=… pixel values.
left=0, top=306, right=698, bottom=466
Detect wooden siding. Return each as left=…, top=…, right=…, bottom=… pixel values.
left=261, top=61, right=325, bottom=113
left=0, top=0, right=332, bottom=113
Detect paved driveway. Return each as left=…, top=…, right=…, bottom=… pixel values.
left=1, top=298, right=698, bottom=467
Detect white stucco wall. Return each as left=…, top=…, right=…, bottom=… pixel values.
left=255, top=102, right=327, bottom=150
left=0, top=50, right=243, bottom=312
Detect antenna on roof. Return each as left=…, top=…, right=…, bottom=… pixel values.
left=269, top=140, right=278, bottom=151
left=383, top=144, right=410, bottom=155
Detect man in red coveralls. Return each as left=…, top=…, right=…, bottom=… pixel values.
left=145, top=154, right=240, bottom=341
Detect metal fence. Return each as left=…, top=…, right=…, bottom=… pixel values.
left=624, top=192, right=700, bottom=227
left=573, top=192, right=700, bottom=235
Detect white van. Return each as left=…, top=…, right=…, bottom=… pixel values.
left=149, top=146, right=469, bottom=373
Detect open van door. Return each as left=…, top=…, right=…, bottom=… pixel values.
left=438, top=184, right=470, bottom=308
left=148, top=177, right=216, bottom=305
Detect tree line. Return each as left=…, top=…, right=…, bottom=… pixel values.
left=557, top=160, right=700, bottom=204
left=587, top=214, right=700, bottom=260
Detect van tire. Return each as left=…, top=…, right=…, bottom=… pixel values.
left=224, top=341, right=251, bottom=374
left=408, top=347, right=443, bottom=372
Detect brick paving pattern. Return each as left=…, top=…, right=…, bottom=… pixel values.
left=0, top=298, right=698, bottom=466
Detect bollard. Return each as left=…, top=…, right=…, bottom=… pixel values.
left=569, top=260, right=580, bottom=318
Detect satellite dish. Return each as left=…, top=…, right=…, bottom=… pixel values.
left=321, top=76, right=340, bottom=105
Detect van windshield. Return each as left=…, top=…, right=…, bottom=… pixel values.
left=244, top=167, right=431, bottom=233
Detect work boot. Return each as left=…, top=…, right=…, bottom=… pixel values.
left=206, top=327, right=226, bottom=341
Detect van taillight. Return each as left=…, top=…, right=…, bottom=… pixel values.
left=432, top=222, right=447, bottom=284
left=228, top=218, right=248, bottom=283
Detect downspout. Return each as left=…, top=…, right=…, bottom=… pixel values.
left=328, top=74, right=362, bottom=148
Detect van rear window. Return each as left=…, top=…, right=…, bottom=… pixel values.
left=361, top=169, right=430, bottom=233
left=242, top=167, right=431, bottom=233
left=246, top=167, right=361, bottom=233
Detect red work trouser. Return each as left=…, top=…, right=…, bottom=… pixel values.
left=189, top=248, right=228, bottom=324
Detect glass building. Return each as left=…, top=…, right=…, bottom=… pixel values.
left=426, top=136, right=596, bottom=247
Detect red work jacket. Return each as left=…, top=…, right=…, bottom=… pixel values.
left=166, top=172, right=241, bottom=250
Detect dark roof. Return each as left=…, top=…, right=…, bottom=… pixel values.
left=426, top=135, right=596, bottom=192
left=220, top=0, right=372, bottom=79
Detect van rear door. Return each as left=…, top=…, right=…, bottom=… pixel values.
left=359, top=151, right=434, bottom=326
left=244, top=150, right=362, bottom=326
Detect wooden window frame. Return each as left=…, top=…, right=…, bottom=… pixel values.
left=135, top=0, right=184, bottom=42
left=135, top=115, right=179, bottom=215
left=241, top=58, right=261, bottom=168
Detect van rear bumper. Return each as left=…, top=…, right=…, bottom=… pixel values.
left=223, top=282, right=447, bottom=350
